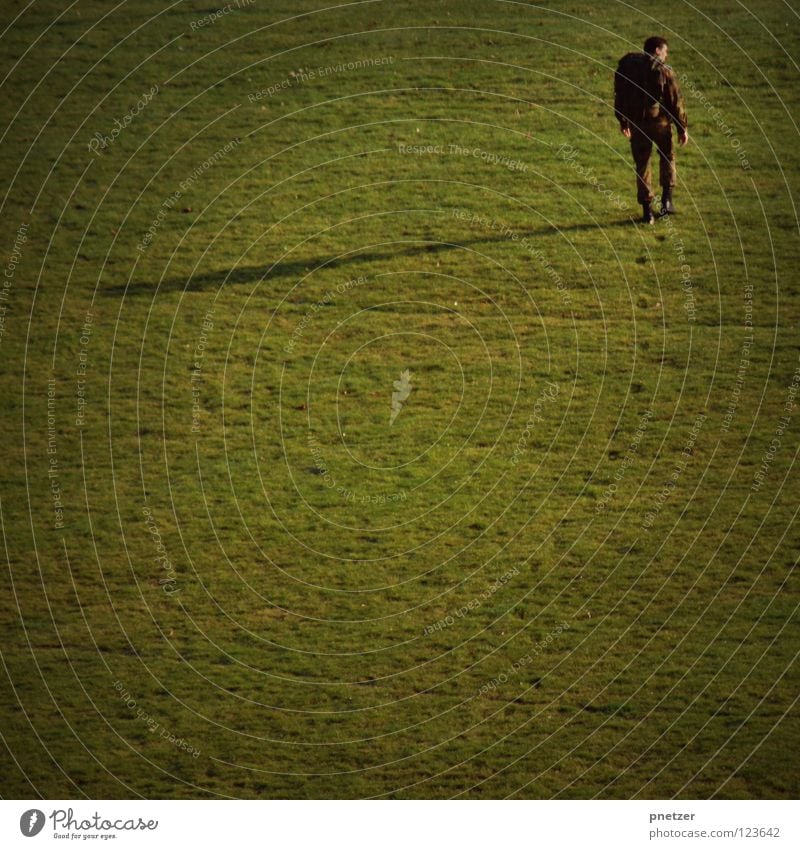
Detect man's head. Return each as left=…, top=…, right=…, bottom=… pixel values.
left=644, top=36, right=669, bottom=61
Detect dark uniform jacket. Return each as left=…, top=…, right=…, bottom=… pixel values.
left=614, top=52, right=687, bottom=133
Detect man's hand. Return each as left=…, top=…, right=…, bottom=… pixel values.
left=678, top=128, right=689, bottom=146
left=621, top=126, right=632, bottom=139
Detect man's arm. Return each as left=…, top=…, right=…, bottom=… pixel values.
left=662, top=67, right=688, bottom=145
left=614, top=66, right=632, bottom=137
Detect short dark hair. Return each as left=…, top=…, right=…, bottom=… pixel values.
left=644, top=36, right=668, bottom=54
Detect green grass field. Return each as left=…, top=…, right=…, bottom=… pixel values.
left=1, top=0, right=799, bottom=799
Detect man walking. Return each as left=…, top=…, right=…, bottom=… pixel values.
left=615, top=36, right=688, bottom=223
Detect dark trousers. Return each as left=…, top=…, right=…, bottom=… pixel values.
left=630, top=115, right=676, bottom=204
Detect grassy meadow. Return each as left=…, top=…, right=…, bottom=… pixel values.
left=1, top=0, right=799, bottom=799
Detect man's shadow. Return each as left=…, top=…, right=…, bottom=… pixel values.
left=105, top=219, right=633, bottom=298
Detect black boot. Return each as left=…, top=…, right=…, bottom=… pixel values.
left=641, top=201, right=655, bottom=224
left=660, top=188, right=675, bottom=216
